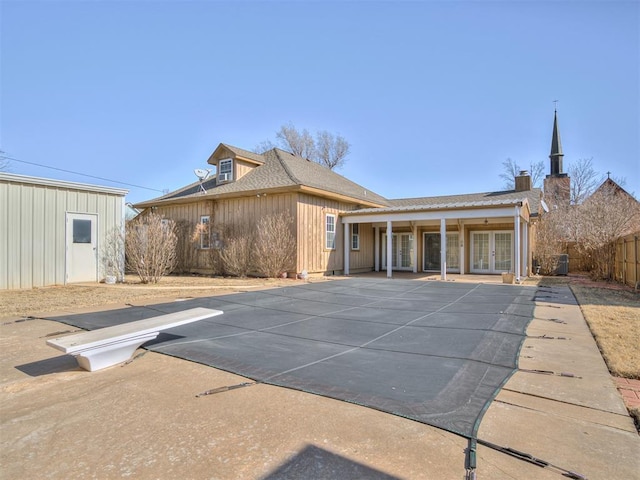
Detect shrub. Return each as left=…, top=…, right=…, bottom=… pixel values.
left=101, top=226, right=125, bottom=282
left=254, top=212, right=296, bottom=277
left=125, top=213, right=178, bottom=283
left=218, top=224, right=255, bottom=277
left=174, top=220, right=198, bottom=273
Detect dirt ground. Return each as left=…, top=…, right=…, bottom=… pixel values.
left=0, top=275, right=306, bottom=319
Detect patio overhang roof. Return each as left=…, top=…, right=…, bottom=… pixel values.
left=341, top=198, right=531, bottom=224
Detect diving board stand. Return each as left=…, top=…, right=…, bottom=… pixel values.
left=47, top=307, right=222, bottom=372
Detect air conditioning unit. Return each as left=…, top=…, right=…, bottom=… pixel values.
left=554, top=254, right=569, bottom=276
left=218, top=172, right=230, bottom=182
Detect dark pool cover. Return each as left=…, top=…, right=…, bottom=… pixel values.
left=49, top=278, right=535, bottom=439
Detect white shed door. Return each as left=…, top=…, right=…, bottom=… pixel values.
left=66, top=213, right=98, bottom=283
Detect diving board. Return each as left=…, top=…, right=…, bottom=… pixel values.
left=47, top=307, right=223, bottom=371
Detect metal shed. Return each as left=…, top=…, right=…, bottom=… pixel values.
left=0, top=173, right=128, bottom=289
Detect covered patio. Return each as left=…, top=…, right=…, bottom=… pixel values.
left=341, top=196, right=535, bottom=281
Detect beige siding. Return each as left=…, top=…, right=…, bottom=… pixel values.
left=0, top=177, right=125, bottom=289
left=234, top=159, right=258, bottom=181
left=153, top=194, right=297, bottom=272
left=151, top=200, right=215, bottom=271
left=296, top=193, right=360, bottom=275
left=348, top=222, right=375, bottom=272
left=214, top=193, right=296, bottom=227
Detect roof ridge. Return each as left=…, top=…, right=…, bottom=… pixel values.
left=272, top=148, right=302, bottom=185
left=390, top=187, right=542, bottom=202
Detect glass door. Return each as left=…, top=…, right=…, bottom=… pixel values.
left=423, top=233, right=440, bottom=270
left=423, top=233, right=459, bottom=272
left=471, top=232, right=491, bottom=273
left=382, top=233, right=414, bottom=270
left=470, top=231, right=512, bottom=273
left=400, top=234, right=412, bottom=269
left=494, top=232, right=512, bottom=272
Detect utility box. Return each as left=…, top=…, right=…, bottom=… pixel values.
left=554, top=254, right=569, bottom=276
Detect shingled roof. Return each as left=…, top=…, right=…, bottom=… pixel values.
left=347, top=188, right=543, bottom=216
left=134, top=146, right=389, bottom=208
left=135, top=143, right=542, bottom=215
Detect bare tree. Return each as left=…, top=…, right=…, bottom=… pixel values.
left=254, top=140, right=276, bottom=154
left=568, top=157, right=600, bottom=205
left=315, top=130, right=350, bottom=170
left=276, top=124, right=315, bottom=159
left=529, top=161, right=545, bottom=189
left=254, top=212, right=296, bottom=277
left=500, top=158, right=544, bottom=189
left=125, top=213, right=178, bottom=283
left=533, top=208, right=567, bottom=275
left=256, top=124, right=351, bottom=170
left=569, top=182, right=640, bottom=280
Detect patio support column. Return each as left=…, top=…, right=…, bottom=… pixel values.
left=374, top=226, right=380, bottom=272
left=344, top=222, right=350, bottom=276
left=386, top=220, right=393, bottom=278
left=514, top=206, right=521, bottom=281
left=459, top=221, right=465, bottom=275
left=522, top=220, right=528, bottom=276
left=440, top=218, right=447, bottom=281
left=412, top=223, right=418, bottom=273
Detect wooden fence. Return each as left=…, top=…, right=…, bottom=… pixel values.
left=614, top=233, right=640, bottom=289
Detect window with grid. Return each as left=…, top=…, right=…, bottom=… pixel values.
left=351, top=223, right=360, bottom=250
left=199, top=215, right=211, bottom=249
left=325, top=214, right=336, bottom=250
left=218, top=159, right=233, bottom=182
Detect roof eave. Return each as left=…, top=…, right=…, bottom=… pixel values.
left=298, top=185, right=387, bottom=208
left=343, top=199, right=527, bottom=217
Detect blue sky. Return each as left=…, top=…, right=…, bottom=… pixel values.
left=2, top=1, right=638, bottom=204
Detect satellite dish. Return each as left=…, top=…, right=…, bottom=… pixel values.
left=194, top=168, right=211, bottom=181
left=194, top=168, right=212, bottom=193
left=540, top=199, right=549, bottom=213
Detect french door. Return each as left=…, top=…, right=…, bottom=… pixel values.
left=423, top=233, right=459, bottom=272
left=382, top=233, right=414, bottom=270
left=470, top=231, right=512, bottom=273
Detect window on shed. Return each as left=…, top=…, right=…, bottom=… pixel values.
left=351, top=223, right=360, bottom=250
left=73, top=219, right=92, bottom=243
left=199, top=216, right=211, bottom=249
left=325, top=214, right=336, bottom=250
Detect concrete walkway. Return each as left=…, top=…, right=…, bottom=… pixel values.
left=478, top=284, right=639, bottom=479
left=1, top=282, right=638, bottom=479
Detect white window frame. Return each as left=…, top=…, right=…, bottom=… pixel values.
left=325, top=214, right=336, bottom=250
left=218, top=159, right=233, bottom=182
left=351, top=223, right=360, bottom=250
left=199, top=215, right=211, bottom=249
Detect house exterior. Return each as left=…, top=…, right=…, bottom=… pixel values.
left=0, top=173, right=127, bottom=289
left=135, top=143, right=542, bottom=281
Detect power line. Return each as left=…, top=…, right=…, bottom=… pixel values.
left=0, top=154, right=164, bottom=193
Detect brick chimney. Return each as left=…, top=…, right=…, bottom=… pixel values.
left=515, top=170, right=532, bottom=191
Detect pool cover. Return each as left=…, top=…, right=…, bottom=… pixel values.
left=49, top=278, right=535, bottom=439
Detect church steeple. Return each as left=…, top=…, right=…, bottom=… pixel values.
left=549, top=109, right=564, bottom=176
left=544, top=106, right=570, bottom=206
